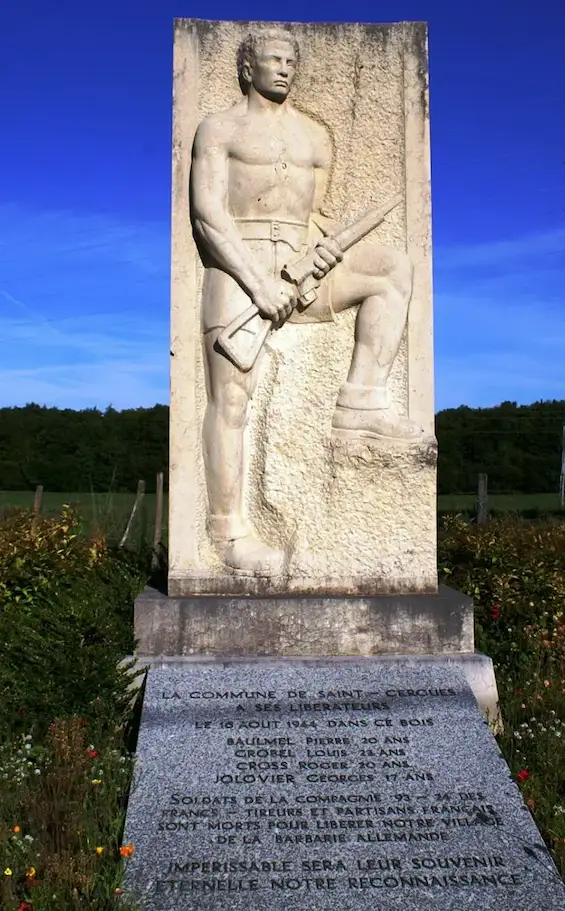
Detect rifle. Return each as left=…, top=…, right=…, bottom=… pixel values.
left=216, top=194, right=402, bottom=373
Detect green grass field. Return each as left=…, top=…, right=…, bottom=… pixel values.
left=0, top=490, right=168, bottom=546
left=0, top=490, right=563, bottom=546
left=437, top=492, right=563, bottom=513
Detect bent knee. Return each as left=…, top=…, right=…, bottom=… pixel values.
left=207, top=383, right=251, bottom=429
left=383, top=248, right=413, bottom=297
left=352, top=245, right=413, bottom=298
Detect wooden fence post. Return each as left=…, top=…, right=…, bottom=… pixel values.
left=152, top=471, right=164, bottom=567
left=120, top=480, right=146, bottom=548
left=33, top=484, right=43, bottom=515
left=476, top=473, right=488, bottom=525
left=31, top=484, right=43, bottom=532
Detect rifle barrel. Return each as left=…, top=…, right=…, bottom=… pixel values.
left=334, top=193, right=402, bottom=252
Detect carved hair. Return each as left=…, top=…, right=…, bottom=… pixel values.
left=237, top=27, right=300, bottom=94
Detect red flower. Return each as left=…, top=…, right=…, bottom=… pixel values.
left=516, top=769, right=530, bottom=783
left=491, top=602, right=500, bottom=621
left=18, top=904, right=33, bottom=911
left=88, top=749, right=99, bottom=759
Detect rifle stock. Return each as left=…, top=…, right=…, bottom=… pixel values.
left=216, top=305, right=271, bottom=373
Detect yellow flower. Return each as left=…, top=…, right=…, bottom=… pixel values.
left=95, top=846, right=104, bottom=856
left=3, top=868, right=12, bottom=876
left=91, top=778, right=102, bottom=785
left=26, top=866, right=36, bottom=878
left=13, top=825, right=21, bottom=833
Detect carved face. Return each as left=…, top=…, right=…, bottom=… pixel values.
left=246, top=39, right=297, bottom=102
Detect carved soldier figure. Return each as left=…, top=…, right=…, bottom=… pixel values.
left=190, top=26, right=424, bottom=576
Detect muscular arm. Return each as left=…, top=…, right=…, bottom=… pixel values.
left=312, top=124, right=333, bottom=217
left=190, top=117, right=268, bottom=299
left=310, top=123, right=342, bottom=277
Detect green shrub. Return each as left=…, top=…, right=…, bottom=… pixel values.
left=439, top=515, right=565, bottom=875
left=0, top=507, right=146, bottom=740
left=439, top=514, right=565, bottom=672
left=0, top=507, right=148, bottom=908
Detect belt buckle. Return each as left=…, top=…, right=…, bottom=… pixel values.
left=271, top=221, right=281, bottom=241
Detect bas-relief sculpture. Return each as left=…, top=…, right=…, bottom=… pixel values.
left=189, top=26, right=430, bottom=578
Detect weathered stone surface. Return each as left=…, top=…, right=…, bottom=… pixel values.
left=169, top=19, right=436, bottom=597
left=123, top=660, right=563, bottom=909
left=135, top=585, right=474, bottom=655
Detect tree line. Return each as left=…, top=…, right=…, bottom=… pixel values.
left=0, top=400, right=563, bottom=494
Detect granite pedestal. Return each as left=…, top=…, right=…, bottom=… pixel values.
left=123, top=659, right=565, bottom=910
left=133, top=586, right=499, bottom=722
left=134, top=585, right=474, bottom=658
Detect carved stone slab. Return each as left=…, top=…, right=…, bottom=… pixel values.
left=123, top=660, right=565, bottom=909
left=169, top=20, right=436, bottom=596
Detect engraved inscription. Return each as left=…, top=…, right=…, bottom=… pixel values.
left=124, top=665, right=565, bottom=909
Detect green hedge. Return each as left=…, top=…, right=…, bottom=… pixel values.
left=0, top=507, right=148, bottom=909
left=439, top=515, right=565, bottom=876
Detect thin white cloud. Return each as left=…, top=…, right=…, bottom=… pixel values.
left=0, top=315, right=169, bottom=409
left=434, top=223, right=565, bottom=409
left=0, top=205, right=170, bottom=408
left=437, top=226, right=565, bottom=270
left=0, top=363, right=168, bottom=410
left=0, top=204, right=563, bottom=411
left=436, top=350, right=565, bottom=411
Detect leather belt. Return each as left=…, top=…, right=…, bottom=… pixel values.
left=234, top=218, right=308, bottom=252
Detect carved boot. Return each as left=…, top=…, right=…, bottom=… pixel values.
left=208, top=515, right=285, bottom=576
left=331, top=382, right=424, bottom=441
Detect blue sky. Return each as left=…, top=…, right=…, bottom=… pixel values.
left=1, top=0, right=564, bottom=412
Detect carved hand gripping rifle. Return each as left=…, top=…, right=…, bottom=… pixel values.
left=216, top=194, right=402, bottom=373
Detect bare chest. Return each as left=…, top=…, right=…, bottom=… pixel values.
left=227, top=118, right=316, bottom=170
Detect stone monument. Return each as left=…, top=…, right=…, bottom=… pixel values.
left=137, top=18, right=473, bottom=664
left=122, top=18, right=565, bottom=911
left=169, top=18, right=436, bottom=597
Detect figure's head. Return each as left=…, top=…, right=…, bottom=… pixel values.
left=237, top=27, right=300, bottom=102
